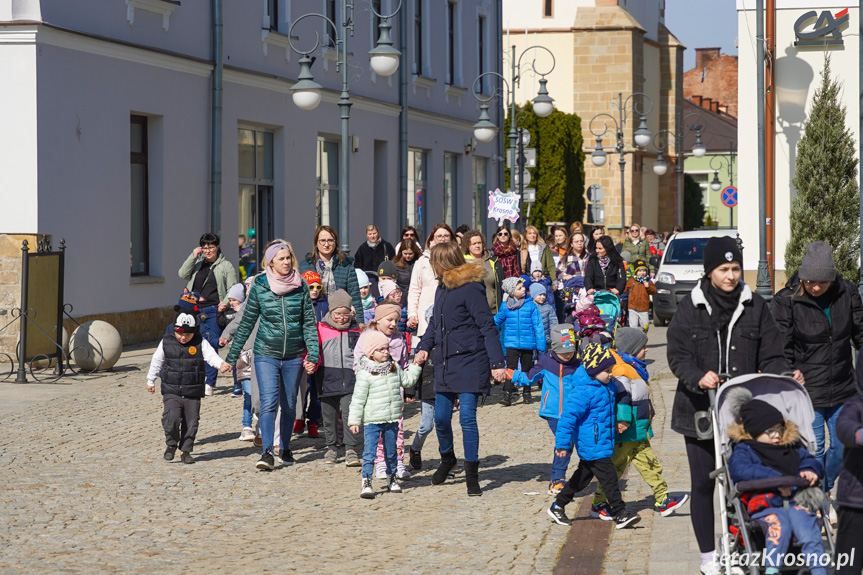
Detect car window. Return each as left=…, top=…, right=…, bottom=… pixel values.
left=663, top=238, right=710, bottom=264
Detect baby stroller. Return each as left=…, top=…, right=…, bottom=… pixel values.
left=592, top=291, right=622, bottom=328
left=701, top=373, right=835, bottom=575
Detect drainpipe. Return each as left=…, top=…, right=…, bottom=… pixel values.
left=496, top=0, right=504, bottom=198
left=399, top=0, right=408, bottom=236
left=755, top=0, right=772, bottom=297
left=210, top=0, right=223, bottom=236
left=765, top=0, right=775, bottom=286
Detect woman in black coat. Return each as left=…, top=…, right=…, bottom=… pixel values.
left=583, top=235, right=626, bottom=294
left=834, top=356, right=863, bottom=575
left=415, top=242, right=506, bottom=496
left=666, top=236, right=789, bottom=574
left=771, top=241, right=863, bottom=494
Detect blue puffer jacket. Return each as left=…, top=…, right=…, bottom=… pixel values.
left=554, top=365, right=617, bottom=461
left=537, top=302, right=559, bottom=346
left=512, top=351, right=580, bottom=420
left=494, top=299, right=547, bottom=352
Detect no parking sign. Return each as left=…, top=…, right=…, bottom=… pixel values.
left=721, top=186, right=738, bottom=208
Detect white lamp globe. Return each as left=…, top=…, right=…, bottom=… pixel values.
left=292, top=88, right=321, bottom=111
left=474, top=126, right=497, bottom=144
left=653, top=159, right=668, bottom=176
left=370, top=53, right=399, bottom=77
left=591, top=152, right=607, bottom=167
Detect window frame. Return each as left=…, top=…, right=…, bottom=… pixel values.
left=443, top=152, right=458, bottom=228
left=543, top=0, right=554, bottom=18
left=130, top=114, right=150, bottom=277
left=413, top=0, right=423, bottom=75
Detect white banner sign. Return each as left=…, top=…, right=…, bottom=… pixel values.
left=487, top=188, right=521, bottom=225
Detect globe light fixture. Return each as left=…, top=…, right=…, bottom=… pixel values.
left=591, top=138, right=608, bottom=167
left=633, top=116, right=652, bottom=148
left=710, top=171, right=722, bottom=191
left=368, top=20, right=400, bottom=77
left=692, top=133, right=707, bottom=158
left=532, top=78, right=555, bottom=118
left=472, top=104, right=499, bottom=143
left=653, top=153, right=668, bottom=176
left=291, top=55, right=323, bottom=111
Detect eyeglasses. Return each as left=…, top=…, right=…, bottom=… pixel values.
left=764, top=425, right=786, bottom=437
left=433, top=234, right=451, bottom=241
left=309, top=285, right=323, bottom=291
left=317, top=238, right=336, bottom=245
left=202, top=246, right=218, bottom=252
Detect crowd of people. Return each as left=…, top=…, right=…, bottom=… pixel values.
left=149, top=224, right=863, bottom=573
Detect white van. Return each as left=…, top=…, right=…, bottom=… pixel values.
left=653, top=228, right=738, bottom=326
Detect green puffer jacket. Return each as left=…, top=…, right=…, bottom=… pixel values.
left=225, top=273, right=319, bottom=365
left=348, top=359, right=422, bottom=426
left=178, top=251, right=237, bottom=304
left=299, top=253, right=363, bottom=317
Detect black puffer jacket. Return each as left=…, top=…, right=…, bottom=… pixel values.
left=583, top=256, right=626, bottom=293
left=836, top=353, right=863, bottom=509
left=771, top=275, right=863, bottom=408
left=159, top=332, right=207, bottom=398
left=354, top=241, right=395, bottom=274
left=667, top=279, right=789, bottom=437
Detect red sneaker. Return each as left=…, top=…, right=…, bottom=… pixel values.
left=307, top=423, right=320, bottom=438
left=293, top=419, right=305, bottom=435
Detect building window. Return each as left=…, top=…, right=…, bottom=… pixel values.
left=413, top=0, right=423, bottom=74
left=316, top=138, right=340, bottom=235
left=326, top=0, right=337, bottom=42
left=130, top=115, right=149, bottom=277
left=408, top=149, right=427, bottom=242
left=447, top=2, right=455, bottom=85
left=472, top=157, right=487, bottom=232
left=543, top=0, right=553, bottom=18
left=444, top=153, right=458, bottom=227
left=266, top=0, right=279, bottom=31
left=238, top=128, right=275, bottom=281
left=477, top=15, right=486, bottom=93
left=372, top=0, right=382, bottom=45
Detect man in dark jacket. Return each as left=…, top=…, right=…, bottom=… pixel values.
left=772, top=242, right=863, bottom=493
left=353, top=225, right=395, bottom=274
left=834, top=352, right=863, bottom=574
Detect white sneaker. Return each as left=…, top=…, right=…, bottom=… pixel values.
left=700, top=556, right=720, bottom=575
left=396, top=460, right=411, bottom=479
left=360, top=477, right=375, bottom=499
left=387, top=474, right=403, bottom=493
left=205, top=384, right=214, bottom=396
left=375, top=461, right=387, bottom=479
left=238, top=427, right=255, bottom=441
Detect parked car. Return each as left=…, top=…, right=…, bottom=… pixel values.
left=652, top=228, right=738, bottom=326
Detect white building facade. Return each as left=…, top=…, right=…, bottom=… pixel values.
left=737, top=1, right=860, bottom=287
left=0, top=0, right=501, bottom=344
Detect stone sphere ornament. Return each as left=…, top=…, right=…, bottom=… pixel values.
left=69, top=320, right=122, bottom=371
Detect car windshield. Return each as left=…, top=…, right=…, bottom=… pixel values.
left=663, top=237, right=712, bottom=265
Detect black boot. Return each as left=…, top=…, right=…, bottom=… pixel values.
left=432, top=450, right=458, bottom=485
left=522, top=387, right=533, bottom=404
left=498, top=393, right=512, bottom=407
left=465, top=460, right=482, bottom=496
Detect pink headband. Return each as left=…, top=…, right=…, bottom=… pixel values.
left=265, top=243, right=290, bottom=265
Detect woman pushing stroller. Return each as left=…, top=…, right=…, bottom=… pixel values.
left=667, top=236, right=790, bottom=575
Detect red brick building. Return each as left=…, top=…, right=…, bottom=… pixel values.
left=683, top=47, right=738, bottom=118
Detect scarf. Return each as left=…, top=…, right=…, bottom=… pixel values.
left=506, top=296, right=525, bottom=310
left=564, top=253, right=589, bottom=276
left=598, top=255, right=610, bottom=272
left=367, top=240, right=380, bottom=249
left=317, top=257, right=337, bottom=295
left=621, top=353, right=650, bottom=381
left=266, top=266, right=302, bottom=296
left=702, top=277, right=743, bottom=333
left=323, top=311, right=352, bottom=330
left=493, top=242, right=520, bottom=278
left=362, top=293, right=375, bottom=310
left=741, top=440, right=801, bottom=477
left=360, top=355, right=394, bottom=375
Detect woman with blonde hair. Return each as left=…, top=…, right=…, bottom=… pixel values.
left=226, top=240, right=319, bottom=471
left=415, top=242, right=506, bottom=496
left=519, top=225, right=557, bottom=279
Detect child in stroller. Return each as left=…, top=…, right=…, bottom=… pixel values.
left=726, top=390, right=827, bottom=575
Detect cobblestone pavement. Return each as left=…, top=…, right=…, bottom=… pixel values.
left=0, top=343, right=579, bottom=575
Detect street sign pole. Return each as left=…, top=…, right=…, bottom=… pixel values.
left=517, top=127, right=526, bottom=229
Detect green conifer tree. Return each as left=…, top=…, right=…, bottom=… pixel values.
left=683, top=174, right=704, bottom=230
left=786, top=56, right=859, bottom=280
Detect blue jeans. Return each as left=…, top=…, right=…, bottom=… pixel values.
left=751, top=505, right=826, bottom=575
left=254, top=355, right=304, bottom=454
left=363, top=422, right=398, bottom=478
left=546, top=417, right=574, bottom=482
left=813, top=404, right=844, bottom=492
left=241, top=379, right=252, bottom=428
left=435, top=392, right=480, bottom=461
left=411, top=400, right=436, bottom=451
left=198, top=305, right=222, bottom=388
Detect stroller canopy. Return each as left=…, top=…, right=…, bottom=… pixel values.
left=714, top=373, right=816, bottom=456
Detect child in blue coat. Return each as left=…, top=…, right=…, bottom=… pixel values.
left=530, top=283, right=558, bottom=349
left=495, top=276, right=546, bottom=406
left=727, top=395, right=826, bottom=575
left=510, top=323, right=579, bottom=494
left=547, top=343, right=640, bottom=529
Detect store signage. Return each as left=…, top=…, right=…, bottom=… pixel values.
left=794, top=8, right=849, bottom=47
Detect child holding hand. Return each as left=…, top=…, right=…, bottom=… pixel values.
left=349, top=331, right=422, bottom=499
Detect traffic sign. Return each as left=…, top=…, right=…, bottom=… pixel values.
left=513, top=170, right=531, bottom=186
left=522, top=188, right=536, bottom=203
left=721, top=186, right=738, bottom=208
left=507, top=148, right=536, bottom=169
left=587, top=184, right=604, bottom=203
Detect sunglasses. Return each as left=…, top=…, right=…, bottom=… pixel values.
left=404, top=233, right=416, bottom=238
left=497, top=232, right=509, bottom=237
left=309, top=285, right=323, bottom=291
left=630, top=229, right=640, bottom=233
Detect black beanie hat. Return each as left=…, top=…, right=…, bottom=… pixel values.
left=739, top=399, right=784, bottom=438
left=703, top=236, right=742, bottom=275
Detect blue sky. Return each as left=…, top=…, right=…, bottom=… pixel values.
left=665, top=0, right=738, bottom=71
